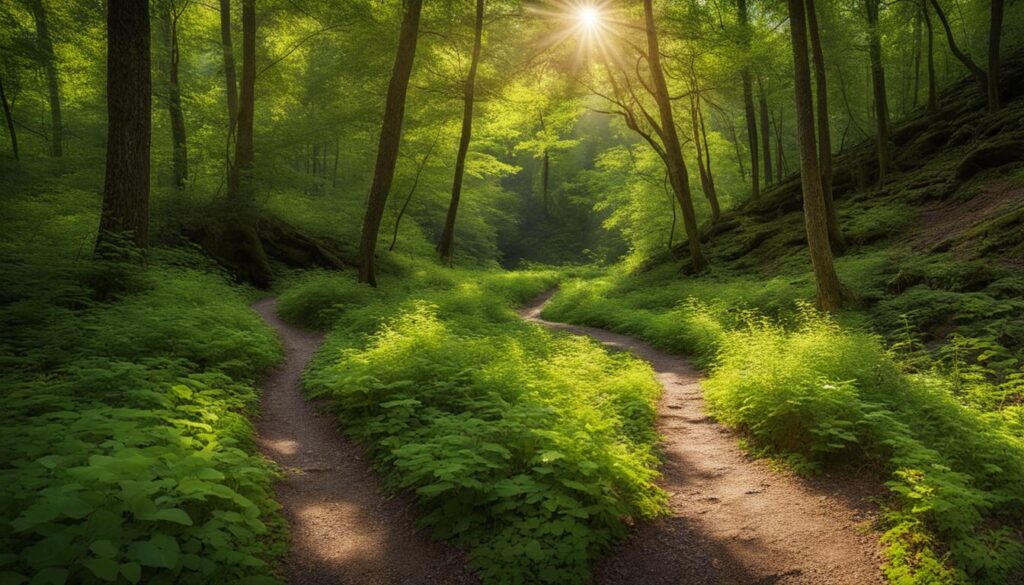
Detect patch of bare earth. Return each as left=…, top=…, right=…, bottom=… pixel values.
left=910, top=180, right=1024, bottom=258
left=252, top=298, right=477, bottom=585
left=519, top=290, right=886, bottom=585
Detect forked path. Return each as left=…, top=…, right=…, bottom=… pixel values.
left=519, top=290, right=886, bottom=585
left=252, top=299, right=477, bottom=585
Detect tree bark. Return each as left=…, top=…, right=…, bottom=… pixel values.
left=28, top=0, right=62, bottom=157
left=437, top=0, right=484, bottom=265
left=161, top=0, right=188, bottom=189
left=927, top=0, right=988, bottom=105
left=737, top=0, right=759, bottom=200
left=757, top=80, right=773, bottom=186
left=644, top=0, right=706, bottom=271
left=219, top=0, right=238, bottom=168
left=97, top=0, right=151, bottom=255
left=787, top=0, right=842, bottom=311
left=911, top=6, right=921, bottom=110
left=698, top=96, right=717, bottom=204
left=922, top=0, right=938, bottom=114
left=805, top=0, right=845, bottom=253
left=689, top=89, right=719, bottom=223
left=0, top=79, right=17, bottom=161
left=988, top=0, right=1003, bottom=112
left=865, top=0, right=891, bottom=184
left=357, top=0, right=424, bottom=286
left=228, top=0, right=255, bottom=200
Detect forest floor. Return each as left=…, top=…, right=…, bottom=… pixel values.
left=252, top=298, right=477, bottom=585
left=519, top=289, right=886, bottom=585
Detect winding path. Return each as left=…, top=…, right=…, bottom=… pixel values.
left=252, top=298, right=477, bottom=585
left=519, top=290, right=885, bottom=585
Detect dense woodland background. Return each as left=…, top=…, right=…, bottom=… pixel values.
left=2, top=0, right=1024, bottom=584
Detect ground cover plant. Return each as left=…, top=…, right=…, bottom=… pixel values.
left=279, top=267, right=666, bottom=584
left=543, top=270, right=1024, bottom=584
left=0, top=178, right=287, bottom=585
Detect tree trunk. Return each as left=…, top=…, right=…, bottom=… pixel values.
left=0, top=79, right=17, bottom=161
left=698, top=97, right=717, bottom=204
left=757, top=80, right=773, bottom=185
left=390, top=133, right=439, bottom=251
left=988, top=0, right=1004, bottom=112
left=728, top=117, right=746, bottom=181
left=219, top=0, right=238, bottom=168
left=806, top=0, right=845, bottom=253
left=865, top=0, right=891, bottom=184
left=737, top=0, right=759, bottom=200
left=28, top=0, right=62, bottom=157
left=690, top=89, right=720, bottom=223
left=922, top=0, right=938, bottom=114
left=357, top=0, right=424, bottom=286
left=644, top=0, right=706, bottom=272
left=787, top=0, right=842, bottom=311
left=438, top=0, right=484, bottom=265
left=97, top=0, right=151, bottom=255
left=774, top=107, right=785, bottom=178
left=161, top=1, right=188, bottom=189
left=928, top=0, right=988, bottom=105
left=228, top=0, right=255, bottom=200
left=911, top=7, right=921, bottom=110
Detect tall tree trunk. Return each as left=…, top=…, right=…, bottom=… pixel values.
left=774, top=107, right=785, bottom=178
left=698, top=97, right=717, bottom=202
left=357, top=0, right=424, bottom=286
left=644, top=0, right=706, bottom=272
left=161, top=1, right=188, bottom=189
left=757, top=80, right=773, bottom=185
left=0, top=79, right=18, bottom=161
left=97, top=0, right=151, bottom=255
left=865, top=0, right=891, bottom=184
left=922, top=0, right=938, bottom=114
left=689, top=89, right=719, bottom=223
left=437, top=0, right=484, bottom=265
left=988, top=0, right=1004, bottom=112
left=806, top=0, right=845, bottom=253
left=928, top=0, right=988, bottom=105
left=787, top=0, right=842, bottom=311
left=728, top=117, right=746, bottom=181
left=219, top=0, right=238, bottom=168
left=28, top=0, right=62, bottom=157
left=737, top=0, right=759, bottom=200
left=228, top=0, right=255, bottom=199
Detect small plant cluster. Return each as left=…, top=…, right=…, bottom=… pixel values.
left=0, top=251, right=286, bottom=585
left=280, top=267, right=666, bottom=584
left=543, top=277, right=1024, bottom=585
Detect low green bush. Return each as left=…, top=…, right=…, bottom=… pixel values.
left=543, top=275, right=1024, bottom=584
left=0, top=256, right=286, bottom=585
left=285, top=268, right=666, bottom=584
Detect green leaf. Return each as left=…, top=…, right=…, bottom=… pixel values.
left=132, top=535, right=179, bottom=569
left=90, top=540, right=119, bottom=559
left=82, top=558, right=119, bottom=582
left=120, top=562, right=141, bottom=585
left=523, top=539, right=544, bottom=561
left=29, top=568, right=67, bottom=585
left=144, top=508, right=193, bottom=526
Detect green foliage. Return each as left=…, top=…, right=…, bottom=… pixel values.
left=0, top=224, right=286, bottom=584
left=282, top=267, right=666, bottom=584
left=543, top=274, right=1024, bottom=584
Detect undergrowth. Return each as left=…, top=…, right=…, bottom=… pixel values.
left=0, top=176, right=287, bottom=584
left=279, top=267, right=667, bottom=584
left=543, top=271, right=1024, bottom=585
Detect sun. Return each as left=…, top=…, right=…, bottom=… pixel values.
left=577, top=5, right=601, bottom=31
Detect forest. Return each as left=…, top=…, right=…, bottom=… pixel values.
left=1, top=0, right=1023, bottom=583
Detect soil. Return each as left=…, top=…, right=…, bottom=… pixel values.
left=519, top=289, right=886, bottom=585
left=252, top=298, right=478, bottom=585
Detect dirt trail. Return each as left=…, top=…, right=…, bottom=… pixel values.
left=519, top=290, right=885, bottom=585
left=252, top=298, right=477, bottom=585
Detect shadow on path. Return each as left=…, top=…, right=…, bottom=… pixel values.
left=518, top=289, right=885, bottom=585
left=252, top=298, right=477, bottom=585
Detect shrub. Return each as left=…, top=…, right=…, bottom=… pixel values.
left=289, top=268, right=664, bottom=584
